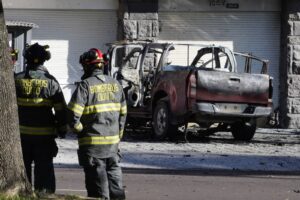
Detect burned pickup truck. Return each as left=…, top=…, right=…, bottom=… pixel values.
left=105, top=42, right=273, bottom=141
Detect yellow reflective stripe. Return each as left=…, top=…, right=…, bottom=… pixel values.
left=54, top=103, right=65, bottom=111
left=17, top=98, right=53, bottom=107
left=20, top=125, right=55, bottom=136
left=120, top=105, right=127, bottom=115
left=74, top=123, right=83, bottom=133
left=83, top=103, right=121, bottom=115
left=68, top=102, right=84, bottom=115
left=79, top=135, right=120, bottom=146
left=119, top=129, right=124, bottom=138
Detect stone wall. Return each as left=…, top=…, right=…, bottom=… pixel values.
left=118, top=0, right=159, bottom=41
left=281, top=0, right=300, bottom=128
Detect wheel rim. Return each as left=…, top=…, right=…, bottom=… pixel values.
left=156, top=107, right=167, bottom=136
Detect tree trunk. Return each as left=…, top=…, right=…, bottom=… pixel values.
left=0, top=0, right=31, bottom=195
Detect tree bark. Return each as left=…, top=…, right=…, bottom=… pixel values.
left=0, top=0, right=31, bottom=195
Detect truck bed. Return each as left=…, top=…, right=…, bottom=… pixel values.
left=196, top=69, right=270, bottom=105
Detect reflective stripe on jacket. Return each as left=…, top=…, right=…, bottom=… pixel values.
left=20, top=125, right=56, bottom=136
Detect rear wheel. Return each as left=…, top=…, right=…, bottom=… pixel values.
left=231, top=120, right=256, bottom=141
left=153, top=101, right=177, bottom=140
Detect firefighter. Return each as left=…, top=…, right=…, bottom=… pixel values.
left=68, top=48, right=127, bottom=199
left=14, top=43, right=67, bottom=193
left=10, top=48, right=18, bottom=64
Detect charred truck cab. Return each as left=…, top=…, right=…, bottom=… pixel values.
left=106, top=42, right=273, bottom=141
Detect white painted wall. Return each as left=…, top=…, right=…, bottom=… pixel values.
left=5, top=9, right=118, bottom=102
left=3, top=0, right=118, bottom=10
left=159, top=0, right=281, bottom=12
left=158, top=40, right=234, bottom=66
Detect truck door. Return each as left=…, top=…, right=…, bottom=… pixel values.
left=109, top=44, right=144, bottom=107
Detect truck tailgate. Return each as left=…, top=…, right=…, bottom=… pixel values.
left=196, top=69, right=270, bottom=105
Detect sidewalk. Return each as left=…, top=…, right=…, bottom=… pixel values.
left=54, top=128, right=300, bottom=172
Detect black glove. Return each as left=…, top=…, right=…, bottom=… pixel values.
left=57, top=125, right=67, bottom=138
left=58, top=131, right=66, bottom=139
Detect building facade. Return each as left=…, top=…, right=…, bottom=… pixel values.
left=3, top=0, right=300, bottom=128
left=4, top=0, right=119, bottom=101
left=281, top=0, right=300, bottom=127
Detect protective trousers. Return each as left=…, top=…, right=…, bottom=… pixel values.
left=21, top=137, right=58, bottom=193
left=80, top=154, right=125, bottom=200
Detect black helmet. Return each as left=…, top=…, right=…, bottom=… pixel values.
left=23, top=43, right=51, bottom=65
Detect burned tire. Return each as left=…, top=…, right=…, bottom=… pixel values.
left=231, top=120, right=256, bottom=141
left=153, top=101, right=177, bottom=140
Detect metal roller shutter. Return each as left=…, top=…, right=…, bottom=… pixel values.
left=5, top=9, right=117, bottom=101
left=158, top=12, right=280, bottom=107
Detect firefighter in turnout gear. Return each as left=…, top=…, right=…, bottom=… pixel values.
left=14, top=43, right=67, bottom=193
left=68, top=48, right=127, bottom=199
left=10, top=48, right=18, bottom=65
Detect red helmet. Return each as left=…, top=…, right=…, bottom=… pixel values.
left=79, top=48, right=104, bottom=65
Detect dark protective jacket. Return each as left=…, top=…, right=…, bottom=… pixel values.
left=15, top=66, right=67, bottom=138
left=68, top=69, right=127, bottom=158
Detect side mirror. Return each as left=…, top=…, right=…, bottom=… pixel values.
left=103, top=53, right=110, bottom=63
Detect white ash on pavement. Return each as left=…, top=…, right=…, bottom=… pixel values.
left=54, top=128, right=300, bottom=172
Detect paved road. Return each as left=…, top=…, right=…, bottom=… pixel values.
left=55, top=168, right=300, bottom=200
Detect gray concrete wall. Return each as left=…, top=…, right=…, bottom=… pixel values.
left=281, top=0, right=300, bottom=128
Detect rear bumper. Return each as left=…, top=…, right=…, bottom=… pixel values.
left=193, top=102, right=272, bottom=118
